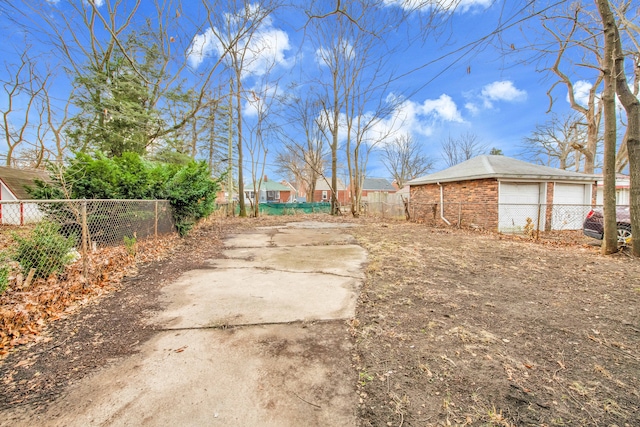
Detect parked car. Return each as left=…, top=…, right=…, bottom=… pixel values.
left=583, top=206, right=632, bottom=243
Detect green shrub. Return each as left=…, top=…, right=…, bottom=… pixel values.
left=27, top=153, right=222, bottom=237
left=165, top=161, right=220, bottom=236
left=12, top=222, right=76, bottom=279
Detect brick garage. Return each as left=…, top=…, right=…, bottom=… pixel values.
left=408, top=156, right=597, bottom=232
left=410, top=178, right=500, bottom=229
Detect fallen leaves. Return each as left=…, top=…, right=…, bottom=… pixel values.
left=0, top=235, right=178, bottom=355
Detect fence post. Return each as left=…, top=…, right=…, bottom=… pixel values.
left=20, top=202, right=24, bottom=226
left=536, top=203, right=542, bottom=241
left=81, top=200, right=89, bottom=284
left=154, top=200, right=159, bottom=238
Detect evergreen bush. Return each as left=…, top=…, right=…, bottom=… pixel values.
left=12, top=222, right=77, bottom=279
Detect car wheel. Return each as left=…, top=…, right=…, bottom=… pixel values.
left=617, top=224, right=632, bottom=244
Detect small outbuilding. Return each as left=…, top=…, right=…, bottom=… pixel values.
left=359, top=178, right=396, bottom=206
left=408, top=155, right=597, bottom=232
left=0, top=166, right=48, bottom=225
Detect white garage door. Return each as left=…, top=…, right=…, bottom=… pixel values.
left=552, top=183, right=590, bottom=230
left=499, top=182, right=543, bottom=232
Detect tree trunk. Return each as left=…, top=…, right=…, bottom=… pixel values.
left=235, top=67, right=247, bottom=218
left=331, top=82, right=339, bottom=216
left=603, top=1, right=640, bottom=256
left=596, top=0, right=619, bottom=254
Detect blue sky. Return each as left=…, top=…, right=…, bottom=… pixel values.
left=0, top=0, right=608, bottom=180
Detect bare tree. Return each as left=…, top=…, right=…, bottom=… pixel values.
left=382, top=133, right=434, bottom=188
left=610, top=0, right=640, bottom=173
left=342, top=31, right=399, bottom=216
left=1, top=1, right=273, bottom=159
left=245, top=76, right=281, bottom=217
left=200, top=0, right=282, bottom=217
left=538, top=4, right=605, bottom=174
left=440, top=132, right=488, bottom=167
left=275, top=92, right=327, bottom=202
left=521, top=112, right=589, bottom=170
left=310, top=12, right=349, bottom=215
left=0, top=51, right=48, bottom=166
left=308, top=0, right=401, bottom=216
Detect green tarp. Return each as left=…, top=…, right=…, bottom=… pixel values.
left=254, top=202, right=331, bottom=215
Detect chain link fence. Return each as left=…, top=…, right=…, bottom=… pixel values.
left=404, top=200, right=616, bottom=244
left=0, top=200, right=175, bottom=288
left=363, top=200, right=408, bottom=219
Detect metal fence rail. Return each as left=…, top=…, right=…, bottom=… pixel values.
left=0, top=199, right=175, bottom=285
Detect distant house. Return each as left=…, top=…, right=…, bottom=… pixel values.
left=408, top=155, right=597, bottom=232
left=361, top=178, right=396, bottom=202
left=595, top=174, right=630, bottom=206
left=244, top=176, right=294, bottom=203
left=0, top=166, right=49, bottom=225
left=313, top=178, right=350, bottom=204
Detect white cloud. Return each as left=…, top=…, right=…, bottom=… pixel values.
left=188, top=28, right=216, bottom=69
left=187, top=10, right=291, bottom=77
left=465, top=80, right=527, bottom=112
left=308, top=93, right=465, bottom=152
left=383, top=0, right=492, bottom=13
left=569, top=80, right=592, bottom=107
left=79, top=0, right=105, bottom=6
left=480, top=80, right=527, bottom=107
left=352, top=94, right=466, bottom=148
left=421, top=94, right=464, bottom=122
left=315, top=41, right=355, bottom=67
left=464, top=102, right=480, bottom=115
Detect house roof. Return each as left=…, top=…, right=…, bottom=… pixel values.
left=245, top=180, right=291, bottom=192
left=0, top=166, right=49, bottom=199
left=362, top=178, right=395, bottom=191
left=408, top=155, right=597, bottom=186
left=315, top=178, right=347, bottom=191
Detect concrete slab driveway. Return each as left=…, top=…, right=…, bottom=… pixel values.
left=17, top=221, right=366, bottom=427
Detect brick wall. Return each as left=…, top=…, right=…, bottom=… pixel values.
left=312, top=189, right=349, bottom=204
left=544, top=182, right=554, bottom=231
left=410, top=179, right=499, bottom=230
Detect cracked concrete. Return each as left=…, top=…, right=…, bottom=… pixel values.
left=14, top=220, right=366, bottom=426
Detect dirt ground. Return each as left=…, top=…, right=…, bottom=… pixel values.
left=350, top=222, right=640, bottom=426
left=1, top=214, right=639, bottom=426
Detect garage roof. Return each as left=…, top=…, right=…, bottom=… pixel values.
left=0, top=166, right=49, bottom=199
left=408, top=155, right=597, bottom=185
left=362, top=178, right=395, bottom=191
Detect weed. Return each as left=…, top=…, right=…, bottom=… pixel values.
left=124, top=234, right=137, bottom=257
left=0, top=263, right=9, bottom=294
left=569, top=381, right=590, bottom=396
left=486, top=406, right=514, bottom=427
left=359, top=370, right=374, bottom=386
